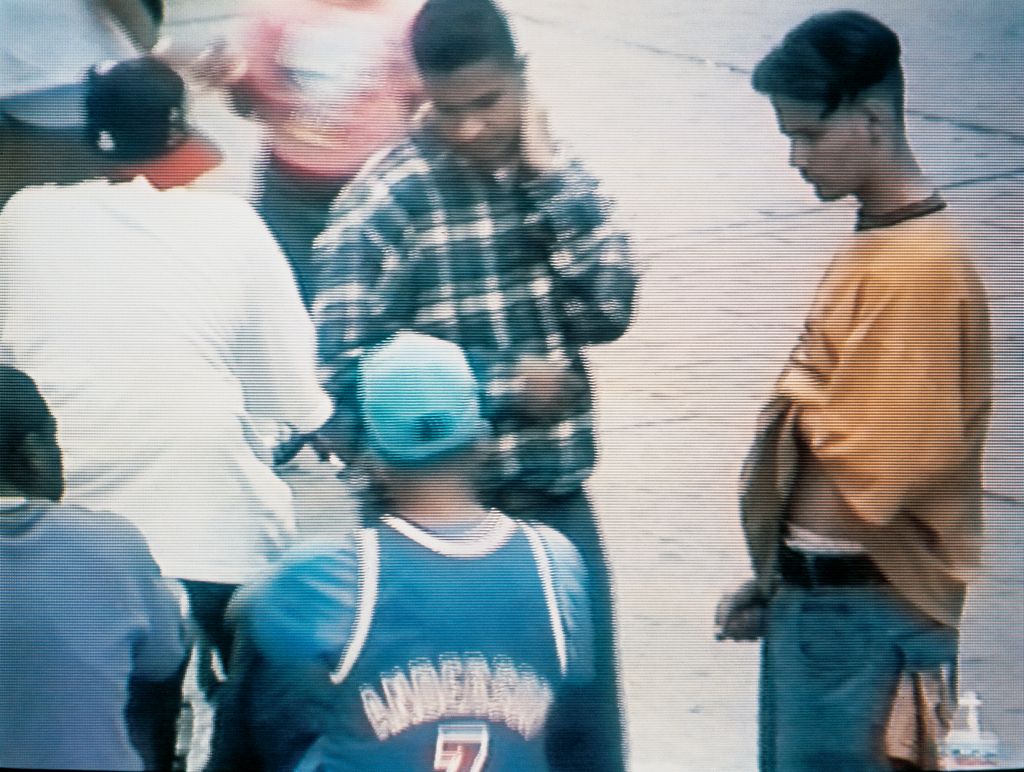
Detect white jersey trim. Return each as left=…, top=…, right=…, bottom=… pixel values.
left=381, top=511, right=517, bottom=558
left=330, top=527, right=380, bottom=685
left=523, top=524, right=568, bottom=677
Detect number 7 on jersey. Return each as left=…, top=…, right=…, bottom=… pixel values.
left=434, top=723, right=490, bottom=772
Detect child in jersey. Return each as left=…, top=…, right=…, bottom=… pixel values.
left=209, top=331, right=595, bottom=771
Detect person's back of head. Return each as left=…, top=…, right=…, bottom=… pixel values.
left=86, top=55, right=187, bottom=163
left=410, top=0, right=518, bottom=76
left=752, top=10, right=904, bottom=121
left=0, top=367, right=63, bottom=502
left=751, top=11, right=924, bottom=208
left=358, top=331, right=488, bottom=474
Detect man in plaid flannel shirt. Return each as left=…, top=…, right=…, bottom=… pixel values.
left=310, top=2, right=637, bottom=768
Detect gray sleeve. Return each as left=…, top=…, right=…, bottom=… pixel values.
left=123, top=525, right=190, bottom=681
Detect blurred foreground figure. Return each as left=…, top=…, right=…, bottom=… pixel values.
left=228, top=0, right=424, bottom=305
left=716, top=12, right=992, bottom=772
left=311, top=1, right=638, bottom=767
left=0, top=366, right=189, bottom=771
left=210, top=332, right=596, bottom=771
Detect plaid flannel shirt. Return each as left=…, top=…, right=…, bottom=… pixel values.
left=311, top=127, right=637, bottom=496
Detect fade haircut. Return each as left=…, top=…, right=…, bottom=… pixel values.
left=752, top=11, right=905, bottom=119
left=140, top=0, right=165, bottom=24
left=411, top=0, right=518, bottom=76
left=0, top=367, right=53, bottom=490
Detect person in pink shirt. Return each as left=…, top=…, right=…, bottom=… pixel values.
left=230, top=0, right=424, bottom=305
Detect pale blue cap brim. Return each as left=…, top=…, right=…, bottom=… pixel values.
left=0, top=84, right=88, bottom=129
left=0, top=0, right=138, bottom=126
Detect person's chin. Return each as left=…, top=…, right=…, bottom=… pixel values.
left=459, top=141, right=515, bottom=171
left=812, top=184, right=845, bottom=202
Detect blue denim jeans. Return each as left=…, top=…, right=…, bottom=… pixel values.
left=759, top=582, right=957, bottom=772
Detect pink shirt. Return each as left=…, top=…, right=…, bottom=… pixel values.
left=237, top=0, right=423, bottom=181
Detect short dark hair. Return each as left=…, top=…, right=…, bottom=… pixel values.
left=411, top=0, right=518, bottom=76
left=85, top=55, right=187, bottom=162
left=140, top=0, right=165, bottom=24
left=0, top=367, right=54, bottom=490
left=752, top=11, right=904, bottom=117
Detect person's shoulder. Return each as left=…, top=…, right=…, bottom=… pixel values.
left=164, top=187, right=281, bottom=250
left=519, top=521, right=588, bottom=591
left=162, top=185, right=261, bottom=220
left=358, top=136, right=437, bottom=199
left=246, top=532, right=363, bottom=661
left=857, top=210, right=978, bottom=291
left=523, top=521, right=581, bottom=564
left=328, top=137, right=438, bottom=231
left=866, top=207, right=966, bottom=249
left=30, top=502, right=153, bottom=563
left=280, top=532, right=362, bottom=573
left=1, top=181, right=95, bottom=218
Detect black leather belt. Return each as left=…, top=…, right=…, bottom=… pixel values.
left=779, top=544, right=888, bottom=588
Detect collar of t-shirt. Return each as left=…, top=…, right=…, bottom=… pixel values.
left=0, top=496, right=28, bottom=512
left=855, top=193, right=946, bottom=232
left=0, top=496, right=42, bottom=537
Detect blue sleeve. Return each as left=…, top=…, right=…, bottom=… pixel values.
left=213, top=535, right=367, bottom=770
left=248, top=534, right=361, bottom=666
left=534, top=524, right=595, bottom=686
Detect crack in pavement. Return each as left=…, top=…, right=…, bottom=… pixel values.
left=984, top=490, right=1024, bottom=507
left=513, top=12, right=1024, bottom=147
left=675, top=169, right=1024, bottom=238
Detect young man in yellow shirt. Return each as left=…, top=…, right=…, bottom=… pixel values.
left=716, top=11, right=992, bottom=771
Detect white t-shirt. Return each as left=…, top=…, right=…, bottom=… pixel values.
left=0, top=177, right=333, bottom=583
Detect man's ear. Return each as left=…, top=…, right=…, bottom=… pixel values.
left=513, top=55, right=529, bottom=89
left=858, top=95, right=895, bottom=145
left=18, top=433, right=48, bottom=479
left=19, top=431, right=62, bottom=501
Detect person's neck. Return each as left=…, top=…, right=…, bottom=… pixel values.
left=0, top=484, right=29, bottom=505
left=856, top=150, right=935, bottom=218
left=391, top=484, right=490, bottom=535
left=323, top=0, right=380, bottom=9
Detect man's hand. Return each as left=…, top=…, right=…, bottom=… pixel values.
left=515, top=356, right=585, bottom=421
left=714, top=579, right=768, bottom=642
left=518, top=95, right=558, bottom=176
left=309, top=410, right=361, bottom=465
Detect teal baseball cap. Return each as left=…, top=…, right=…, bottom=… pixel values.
left=358, top=332, right=487, bottom=465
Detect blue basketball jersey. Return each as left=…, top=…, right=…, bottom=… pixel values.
left=291, top=513, right=577, bottom=772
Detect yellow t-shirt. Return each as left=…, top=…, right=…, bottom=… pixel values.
left=776, top=210, right=991, bottom=627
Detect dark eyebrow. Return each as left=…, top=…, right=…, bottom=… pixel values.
left=468, top=90, right=503, bottom=109
left=434, top=89, right=504, bottom=116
